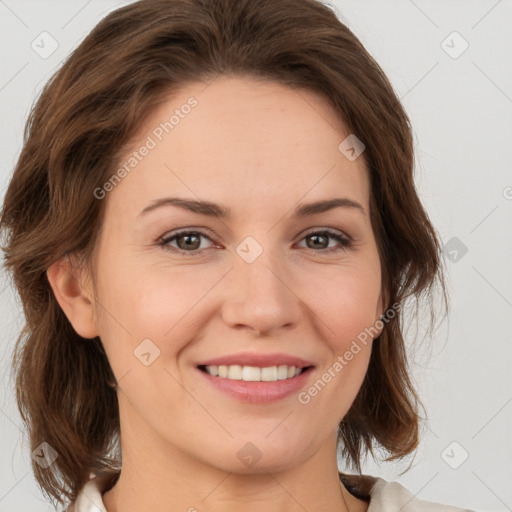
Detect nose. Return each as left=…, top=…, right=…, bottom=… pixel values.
left=220, top=247, right=302, bottom=337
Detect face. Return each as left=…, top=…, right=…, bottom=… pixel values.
left=81, top=75, right=384, bottom=473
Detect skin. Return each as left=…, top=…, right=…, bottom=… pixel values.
left=47, top=75, right=386, bottom=512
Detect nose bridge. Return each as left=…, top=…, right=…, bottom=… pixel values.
left=221, top=236, right=300, bottom=335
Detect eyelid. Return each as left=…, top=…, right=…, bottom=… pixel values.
left=299, top=226, right=352, bottom=241
left=159, top=226, right=217, bottom=242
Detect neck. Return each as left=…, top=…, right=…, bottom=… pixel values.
left=101, top=429, right=366, bottom=512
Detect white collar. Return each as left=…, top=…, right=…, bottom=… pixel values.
left=69, top=470, right=472, bottom=512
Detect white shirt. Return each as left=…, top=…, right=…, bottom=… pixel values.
left=67, top=471, right=475, bottom=511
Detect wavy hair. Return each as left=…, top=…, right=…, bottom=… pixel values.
left=0, top=0, right=447, bottom=507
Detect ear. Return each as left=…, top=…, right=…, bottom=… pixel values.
left=46, top=254, right=100, bottom=339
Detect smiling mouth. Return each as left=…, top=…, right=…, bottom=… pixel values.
left=198, top=364, right=313, bottom=382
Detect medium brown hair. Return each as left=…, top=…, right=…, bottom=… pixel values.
left=0, top=0, right=447, bottom=507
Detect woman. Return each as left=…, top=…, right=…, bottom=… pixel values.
left=0, top=0, right=473, bottom=510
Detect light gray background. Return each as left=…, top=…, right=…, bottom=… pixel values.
left=1, top=1, right=511, bottom=511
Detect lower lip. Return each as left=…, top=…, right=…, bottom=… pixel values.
left=197, top=367, right=314, bottom=403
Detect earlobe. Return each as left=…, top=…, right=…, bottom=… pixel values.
left=46, top=255, right=99, bottom=339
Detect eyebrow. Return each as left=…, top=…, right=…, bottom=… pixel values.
left=138, top=196, right=366, bottom=218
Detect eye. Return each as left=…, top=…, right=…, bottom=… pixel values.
left=159, top=229, right=215, bottom=256
left=296, top=229, right=353, bottom=253
left=158, top=228, right=353, bottom=256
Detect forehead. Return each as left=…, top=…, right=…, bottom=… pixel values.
left=105, top=75, right=370, bottom=218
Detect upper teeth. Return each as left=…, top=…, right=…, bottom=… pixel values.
left=205, top=365, right=303, bottom=381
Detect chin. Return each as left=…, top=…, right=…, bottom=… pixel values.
left=213, top=453, right=304, bottom=475
left=200, top=434, right=316, bottom=475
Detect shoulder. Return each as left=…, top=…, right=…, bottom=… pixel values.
left=66, top=471, right=116, bottom=512
left=340, top=472, right=475, bottom=512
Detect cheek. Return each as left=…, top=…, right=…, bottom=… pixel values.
left=96, top=259, right=224, bottom=357
left=301, top=260, right=381, bottom=344
left=297, top=261, right=379, bottom=397
left=126, top=263, right=224, bottom=328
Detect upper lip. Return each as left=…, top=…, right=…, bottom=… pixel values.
left=197, top=352, right=315, bottom=368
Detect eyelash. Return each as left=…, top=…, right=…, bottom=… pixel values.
left=158, top=228, right=353, bottom=256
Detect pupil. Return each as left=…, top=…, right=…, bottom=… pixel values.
left=178, top=234, right=200, bottom=250
left=308, top=234, right=327, bottom=249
